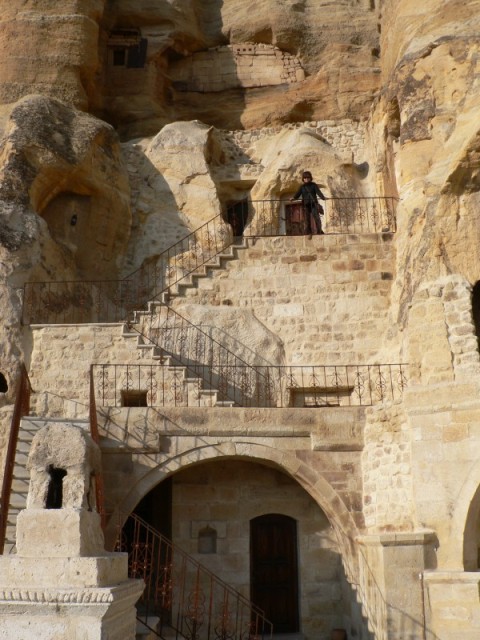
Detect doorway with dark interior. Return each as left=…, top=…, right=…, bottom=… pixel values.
left=250, top=513, right=300, bottom=634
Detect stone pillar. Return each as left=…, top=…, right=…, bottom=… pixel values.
left=357, top=531, right=437, bottom=640
left=0, top=422, right=144, bottom=640
left=423, top=572, right=480, bottom=639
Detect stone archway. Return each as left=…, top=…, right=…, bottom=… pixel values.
left=106, top=440, right=360, bottom=583
left=446, top=460, right=480, bottom=570
left=460, top=476, right=480, bottom=571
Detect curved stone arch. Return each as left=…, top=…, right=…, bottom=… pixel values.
left=107, top=440, right=360, bottom=581
left=450, top=460, right=480, bottom=570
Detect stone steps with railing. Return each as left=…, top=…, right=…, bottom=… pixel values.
left=119, top=323, right=236, bottom=407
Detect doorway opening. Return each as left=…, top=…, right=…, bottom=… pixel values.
left=250, top=513, right=300, bottom=633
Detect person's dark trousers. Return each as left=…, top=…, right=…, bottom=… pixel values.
left=304, top=203, right=323, bottom=234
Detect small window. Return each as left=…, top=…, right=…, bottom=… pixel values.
left=113, top=49, right=126, bottom=66
left=0, top=373, right=7, bottom=393
left=289, top=386, right=354, bottom=408
left=46, top=466, right=67, bottom=509
left=198, top=526, right=217, bottom=554
left=121, top=390, right=148, bottom=407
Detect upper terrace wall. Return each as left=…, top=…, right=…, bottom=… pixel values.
left=170, top=233, right=397, bottom=365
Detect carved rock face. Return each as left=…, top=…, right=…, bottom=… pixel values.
left=0, top=1, right=381, bottom=135
left=0, top=94, right=131, bottom=281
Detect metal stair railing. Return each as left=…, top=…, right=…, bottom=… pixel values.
left=89, top=366, right=106, bottom=530
left=21, top=211, right=236, bottom=325
left=0, top=364, right=32, bottom=554
left=21, top=197, right=398, bottom=326
left=126, top=304, right=272, bottom=407
left=115, top=512, right=273, bottom=640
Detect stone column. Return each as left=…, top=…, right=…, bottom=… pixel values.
left=0, top=422, right=144, bottom=640
left=357, top=531, right=437, bottom=640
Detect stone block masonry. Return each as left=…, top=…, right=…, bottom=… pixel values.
left=217, top=119, right=367, bottom=164
left=170, top=43, right=305, bottom=93
left=171, top=233, right=397, bottom=365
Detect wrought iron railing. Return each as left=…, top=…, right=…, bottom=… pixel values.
left=116, top=512, right=273, bottom=640
left=229, top=196, right=398, bottom=236
left=127, top=305, right=270, bottom=406
left=89, top=367, right=106, bottom=530
left=0, top=365, right=32, bottom=554
left=21, top=210, right=234, bottom=325
left=92, top=363, right=408, bottom=408
left=21, top=197, right=397, bottom=326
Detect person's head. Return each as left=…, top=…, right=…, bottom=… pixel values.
left=302, top=171, right=313, bottom=182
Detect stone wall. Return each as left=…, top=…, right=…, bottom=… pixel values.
left=170, top=43, right=305, bottom=92
left=217, top=120, right=367, bottom=163
left=171, top=234, right=397, bottom=364
left=172, top=460, right=346, bottom=639
left=362, top=402, right=413, bottom=531
left=407, top=276, right=480, bottom=385
left=28, top=324, right=146, bottom=419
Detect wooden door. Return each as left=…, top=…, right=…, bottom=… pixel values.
left=285, top=202, right=307, bottom=236
left=250, top=514, right=299, bottom=633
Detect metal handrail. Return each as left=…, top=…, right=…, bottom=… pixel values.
left=116, top=512, right=273, bottom=640
left=227, top=196, right=398, bottom=237
left=89, top=367, right=106, bottom=530
left=0, top=365, right=32, bottom=554
left=126, top=304, right=269, bottom=407
left=21, top=196, right=398, bottom=326
left=92, top=363, right=408, bottom=408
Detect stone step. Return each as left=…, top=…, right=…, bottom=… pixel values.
left=10, top=477, right=29, bottom=493
left=152, top=241, right=246, bottom=303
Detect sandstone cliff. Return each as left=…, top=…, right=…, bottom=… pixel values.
left=0, top=0, right=480, bottom=486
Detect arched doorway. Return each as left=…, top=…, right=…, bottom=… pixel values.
left=121, top=458, right=356, bottom=639
left=250, top=514, right=299, bottom=633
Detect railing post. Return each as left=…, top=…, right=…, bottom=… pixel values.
left=89, top=365, right=106, bottom=531
left=0, top=364, right=31, bottom=554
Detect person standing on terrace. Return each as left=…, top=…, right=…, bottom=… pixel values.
left=291, top=170, right=326, bottom=235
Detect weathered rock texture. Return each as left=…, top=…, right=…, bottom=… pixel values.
left=1, top=1, right=480, bottom=639
left=0, top=1, right=381, bottom=136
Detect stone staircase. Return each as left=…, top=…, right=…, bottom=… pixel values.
left=3, top=416, right=90, bottom=553
left=120, top=324, right=235, bottom=407
left=159, top=237, right=247, bottom=304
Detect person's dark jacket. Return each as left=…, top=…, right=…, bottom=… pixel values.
left=293, top=182, right=326, bottom=206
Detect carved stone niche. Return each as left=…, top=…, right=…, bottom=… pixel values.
left=17, top=422, right=105, bottom=557
left=0, top=422, right=144, bottom=640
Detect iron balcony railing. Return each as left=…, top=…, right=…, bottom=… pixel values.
left=21, top=197, right=397, bottom=326
left=229, top=196, right=398, bottom=236
left=116, top=513, right=273, bottom=640
left=92, top=363, right=408, bottom=408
